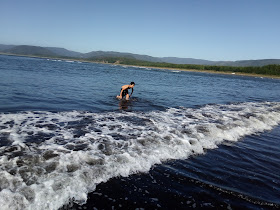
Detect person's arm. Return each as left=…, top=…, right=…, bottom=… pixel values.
left=130, top=88, right=134, bottom=96
left=119, top=88, right=124, bottom=98
left=119, top=85, right=128, bottom=97
left=117, top=85, right=129, bottom=99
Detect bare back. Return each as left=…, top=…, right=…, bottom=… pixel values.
left=121, top=85, right=130, bottom=90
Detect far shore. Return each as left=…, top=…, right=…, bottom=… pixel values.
left=1, top=52, right=279, bottom=79
left=150, top=66, right=280, bottom=79
left=111, top=63, right=280, bottom=79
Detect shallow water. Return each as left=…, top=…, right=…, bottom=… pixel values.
left=0, top=55, right=279, bottom=209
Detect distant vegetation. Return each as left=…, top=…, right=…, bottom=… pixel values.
left=0, top=44, right=280, bottom=76
left=90, top=57, right=280, bottom=76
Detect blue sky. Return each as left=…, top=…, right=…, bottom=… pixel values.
left=1, top=0, right=279, bottom=61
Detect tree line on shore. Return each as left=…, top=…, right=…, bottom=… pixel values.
left=90, top=57, right=280, bottom=76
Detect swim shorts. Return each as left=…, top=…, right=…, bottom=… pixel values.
left=121, top=88, right=129, bottom=97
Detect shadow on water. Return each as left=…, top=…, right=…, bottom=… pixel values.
left=118, top=98, right=132, bottom=111
left=117, top=97, right=166, bottom=111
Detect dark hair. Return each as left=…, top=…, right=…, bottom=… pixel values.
left=130, top=82, right=135, bottom=85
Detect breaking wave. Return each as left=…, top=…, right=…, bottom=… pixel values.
left=0, top=102, right=279, bottom=209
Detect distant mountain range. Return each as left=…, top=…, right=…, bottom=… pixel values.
left=1, top=44, right=280, bottom=67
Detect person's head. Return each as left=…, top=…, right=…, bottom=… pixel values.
left=130, top=82, right=135, bottom=87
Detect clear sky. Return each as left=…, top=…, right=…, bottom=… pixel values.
left=1, top=0, right=279, bottom=61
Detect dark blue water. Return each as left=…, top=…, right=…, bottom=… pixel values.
left=0, top=55, right=279, bottom=209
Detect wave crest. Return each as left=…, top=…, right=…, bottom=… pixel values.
left=0, top=102, right=279, bottom=209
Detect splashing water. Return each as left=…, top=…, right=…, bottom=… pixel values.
left=0, top=102, right=279, bottom=209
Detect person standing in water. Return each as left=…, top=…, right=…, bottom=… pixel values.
left=116, top=82, right=135, bottom=100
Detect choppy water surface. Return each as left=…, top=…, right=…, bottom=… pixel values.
left=0, top=55, right=279, bottom=209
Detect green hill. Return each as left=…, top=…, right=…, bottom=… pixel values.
left=0, top=44, right=280, bottom=69
left=4, top=45, right=58, bottom=57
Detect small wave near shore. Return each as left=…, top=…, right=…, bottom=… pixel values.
left=0, top=102, right=279, bottom=209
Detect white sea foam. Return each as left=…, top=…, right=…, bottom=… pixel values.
left=0, top=102, right=279, bottom=209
